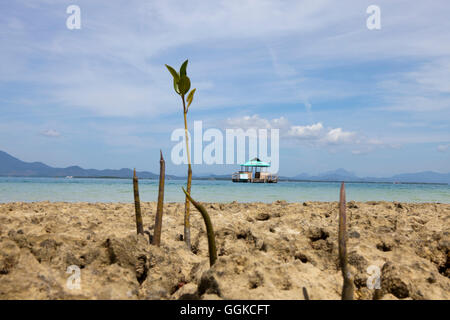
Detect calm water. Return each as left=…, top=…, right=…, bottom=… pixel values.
left=0, top=177, right=448, bottom=203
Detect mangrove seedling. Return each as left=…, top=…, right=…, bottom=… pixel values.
left=182, top=187, right=217, bottom=267
left=338, top=182, right=354, bottom=300
left=133, top=169, right=144, bottom=235
left=165, top=59, right=196, bottom=250
left=152, top=150, right=165, bottom=246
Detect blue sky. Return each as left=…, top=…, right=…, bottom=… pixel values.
left=0, top=0, right=449, bottom=177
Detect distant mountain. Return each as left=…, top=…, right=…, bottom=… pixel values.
left=291, top=168, right=449, bottom=184
left=0, top=150, right=180, bottom=179
left=0, top=151, right=448, bottom=184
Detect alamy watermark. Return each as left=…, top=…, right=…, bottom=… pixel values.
left=367, top=5, right=381, bottom=30
left=170, top=121, right=280, bottom=173
left=366, top=265, right=381, bottom=289
left=66, top=5, right=81, bottom=30
left=66, top=265, right=81, bottom=290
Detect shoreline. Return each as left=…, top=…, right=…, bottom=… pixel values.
left=1, top=201, right=449, bottom=299
left=1, top=200, right=450, bottom=205
left=1, top=175, right=448, bottom=185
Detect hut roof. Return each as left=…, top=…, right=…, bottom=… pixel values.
left=241, top=157, right=270, bottom=167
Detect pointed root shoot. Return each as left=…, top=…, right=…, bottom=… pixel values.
left=152, top=151, right=165, bottom=246
left=339, top=182, right=354, bottom=300
left=133, top=169, right=144, bottom=235
left=182, top=187, right=217, bottom=267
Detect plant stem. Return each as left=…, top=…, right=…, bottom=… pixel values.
left=152, top=150, right=165, bottom=246
left=182, top=188, right=217, bottom=267
left=182, top=95, right=192, bottom=250
left=133, top=169, right=144, bottom=235
left=339, top=182, right=354, bottom=300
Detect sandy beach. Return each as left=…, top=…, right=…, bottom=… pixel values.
left=0, top=201, right=449, bottom=300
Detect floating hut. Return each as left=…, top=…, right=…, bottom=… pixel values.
left=232, top=158, right=278, bottom=183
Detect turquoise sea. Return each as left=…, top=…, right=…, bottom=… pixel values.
left=0, top=177, right=448, bottom=203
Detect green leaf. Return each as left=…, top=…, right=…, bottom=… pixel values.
left=165, top=64, right=179, bottom=82
left=173, top=78, right=180, bottom=94
left=180, top=60, right=188, bottom=77
left=187, top=88, right=196, bottom=109
left=178, top=75, right=191, bottom=95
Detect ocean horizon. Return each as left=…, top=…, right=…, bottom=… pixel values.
left=0, top=177, right=448, bottom=203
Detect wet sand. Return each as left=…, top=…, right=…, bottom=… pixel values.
left=0, top=201, right=449, bottom=299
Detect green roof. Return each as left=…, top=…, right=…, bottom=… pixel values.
left=241, top=157, right=270, bottom=167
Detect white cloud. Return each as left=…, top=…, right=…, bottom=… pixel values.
left=225, top=115, right=289, bottom=130
left=40, top=129, right=60, bottom=137
left=225, top=116, right=365, bottom=148
left=288, top=123, right=324, bottom=139
left=287, top=122, right=357, bottom=145
left=323, top=127, right=356, bottom=144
